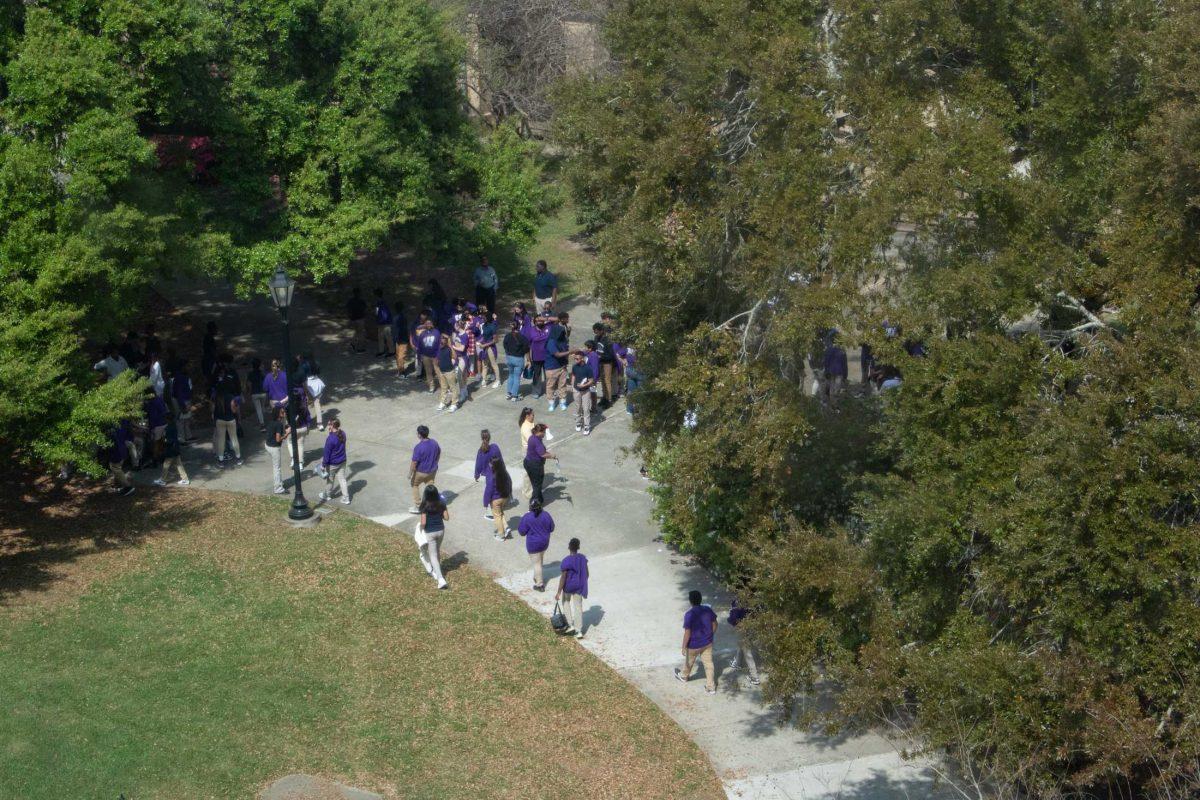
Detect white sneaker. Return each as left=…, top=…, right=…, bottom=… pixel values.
left=484, top=512, right=494, bottom=520
left=437, top=579, right=448, bottom=590
left=548, top=403, right=555, bottom=412
left=153, top=478, right=166, bottom=486
left=436, top=403, right=446, bottom=411
left=178, top=479, right=190, bottom=486
left=341, top=497, right=351, bottom=505
left=575, top=423, right=583, bottom=432
left=273, top=486, right=286, bottom=494
left=319, top=491, right=329, bottom=501
left=448, top=404, right=458, bottom=413
left=408, top=506, right=420, bottom=514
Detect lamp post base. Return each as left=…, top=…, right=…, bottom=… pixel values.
left=286, top=511, right=321, bottom=528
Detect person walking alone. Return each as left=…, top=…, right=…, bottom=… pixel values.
left=523, top=422, right=556, bottom=506
left=674, top=590, right=719, bottom=695
left=555, top=537, right=589, bottom=638
left=212, top=379, right=242, bottom=467
left=409, top=425, right=440, bottom=514
left=728, top=597, right=760, bottom=686
left=318, top=419, right=351, bottom=505
left=373, top=288, right=393, bottom=357
left=518, top=500, right=554, bottom=591
left=347, top=287, right=367, bottom=354
left=417, top=484, right=450, bottom=590
left=264, top=405, right=286, bottom=494
left=474, top=254, right=498, bottom=312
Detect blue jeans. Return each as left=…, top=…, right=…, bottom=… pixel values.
left=506, top=355, right=525, bottom=396
left=626, top=368, right=643, bottom=414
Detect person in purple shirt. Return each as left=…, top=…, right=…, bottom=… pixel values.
left=473, top=429, right=503, bottom=517
left=374, top=288, right=393, bottom=357
left=408, top=424, right=441, bottom=513
left=822, top=337, right=849, bottom=406
left=727, top=597, right=760, bottom=686
left=555, top=537, right=589, bottom=639
left=414, top=321, right=442, bottom=394
left=674, top=590, right=719, bottom=694
left=318, top=419, right=351, bottom=505
left=518, top=500, right=555, bottom=591
left=263, top=359, right=289, bottom=408
left=105, top=425, right=134, bottom=495
left=144, top=392, right=168, bottom=465
left=522, top=422, right=557, bottom=506
left=171, top=359, right=195, bottom=442
left=526, top=318, right=550, bottom=398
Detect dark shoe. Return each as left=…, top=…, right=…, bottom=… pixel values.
left=674, top=667, right=687, bottom=683
left=121, top=486, right=135, bottom=497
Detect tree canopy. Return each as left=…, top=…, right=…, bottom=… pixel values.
left=556, top=0, right=1200, bottom=795
left=0, top=0, right=550, bottom=474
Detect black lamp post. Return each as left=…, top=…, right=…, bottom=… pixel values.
left=269, top=267, right=313, bottom=521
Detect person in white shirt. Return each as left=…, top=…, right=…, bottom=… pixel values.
left=473, top=254, right=498, bottom=313
left=94, top=345, right=129, bottom=379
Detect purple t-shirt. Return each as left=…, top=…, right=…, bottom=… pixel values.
left=586, top=351, right=600, bottom=380
left=263, top=371, right=288, bottom=403
left=560, top=553, right=589, bottom=597
left=415, top=328, right=441, bottom=358
left=683, top=604, right=717, bottom=649
left=528, top=326, right=549, bottom=361
left=525, top=434, right=546, bottom=462
left=144, top=396, right=167, bottom=427
left=411, top=438, right=440, bottom=474
left=518, top=510, right=554, bottom=553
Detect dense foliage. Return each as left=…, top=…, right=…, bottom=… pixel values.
left=557, top=0, right=1200, bottom=796
left=0, top=0, right=549, bottom=474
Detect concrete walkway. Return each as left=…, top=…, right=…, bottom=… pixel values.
left=153, top=277, right=952, bottom=800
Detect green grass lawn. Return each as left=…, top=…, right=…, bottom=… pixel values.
left=515, top=200, right=595, bottom=302
left=0, top=490, right=721, bottom=800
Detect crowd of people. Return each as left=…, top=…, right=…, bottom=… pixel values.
left=89, top=257, right=765, bottom=694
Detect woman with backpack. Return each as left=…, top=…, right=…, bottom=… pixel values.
left=518, top=500, right=554, bottom=591
left=417, top=484, right=450, bottom=590
left=318, top=419, right=350, bottom=505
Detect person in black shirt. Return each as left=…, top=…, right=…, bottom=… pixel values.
left=347, top=287, right=367, bottom=354
left=593, top=322, right=617, bottom=408
left=264, top=405, right=286, bottom=493
left=503, top=322, right=530, bottom=401
left=571, top=350, right=596, bottom=435
left=212, top=375, right=242, bottom=465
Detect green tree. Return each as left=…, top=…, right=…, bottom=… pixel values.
left=0, top=0, right=549, bottom=475
left=557, top=0, right=1200, bottom=795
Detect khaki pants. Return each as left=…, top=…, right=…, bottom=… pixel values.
left=561, top=592, right=584, bottom=632
left=266, top=444, right=283, bottom=491
left=600, top=362, right=616, bottom=403
left=377, top=325, right=394, bottom=354
left=411, top=470, right=436, bottom=507
left=437, top=367, right=458, bottom=407
left=492, top=497, right=508, bottom=538
left=109, top=461, right=132, bottom=489
left=395, top=342, right=410, bottom=374
left=325, top=462, right=350, bottom=500
left=574, top=388, right=593, bottom=430
left=683, top=644, right=716, bottom=691
left=544, top=367, right=567, bottom=402
left=480, top=348, right=500, bottom=384
left=213, top=418, right=240, bottom=459
left=530, top=550, right=545, bottom=586
left=421, top=356, right=438, bottom=391
left=160, top=456, right=188, bottom=483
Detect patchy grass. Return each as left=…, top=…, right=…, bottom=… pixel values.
left=0, top=491, right=721, bottom=800
left=516, top=200, right=595, bottom=302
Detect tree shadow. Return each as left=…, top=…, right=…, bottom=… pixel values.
left=0, top=479, right=214, bottom=606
